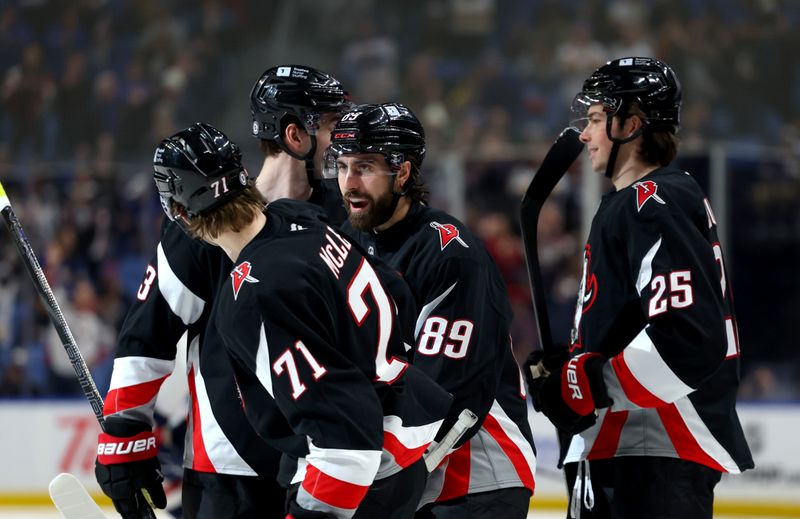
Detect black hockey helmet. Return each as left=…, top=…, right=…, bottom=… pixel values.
left=572, top=57, right=682, bottom=135
left=153, top=122, right=248, bottom=220
left=323, top=103, right=426, bottom=179
left=250, top=65, right=350, bottom=158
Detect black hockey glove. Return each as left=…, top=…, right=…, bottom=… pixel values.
left=95, top=416, right=167, bottom=519
left=523, top=346, right=570, bottom=395
left=530, top=352, right=612, bottom=435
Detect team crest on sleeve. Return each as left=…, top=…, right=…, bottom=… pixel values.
left=632, top=180, right=666, bottom=212
left=231, top=261, right=259, bottom=300
left=430, top=221, right=469, bottom=250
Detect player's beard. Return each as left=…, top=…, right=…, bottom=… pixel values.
left=344, top=186, right=396, bottom=231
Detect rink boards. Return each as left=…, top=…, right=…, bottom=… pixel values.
left=0, top=401, right=797, bottom=516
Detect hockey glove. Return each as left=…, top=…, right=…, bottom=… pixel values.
left=523, top=346, right=570, bottom=395
left=532, top=352, right=611, bottom=435
left=95, top=416, right=167, bottom=519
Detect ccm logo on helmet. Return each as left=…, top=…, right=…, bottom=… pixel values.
left=97, top=436, right=157, bottom=456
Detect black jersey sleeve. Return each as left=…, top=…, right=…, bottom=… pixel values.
left=104, top=222, right=216, bottom=424
left=217, top=255, right=383, bottom=516
left=412, top=255, right=510, bottom=443
left=603, top=179, right=730, bottom=410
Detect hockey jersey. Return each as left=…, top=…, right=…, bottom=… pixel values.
left=343, top=203, right=537, bottom=505
left=563, top=167, right=754, bottom=473
left=213, top=202, right=451, bottom=517
left=104, top=215, right=282, bottom=477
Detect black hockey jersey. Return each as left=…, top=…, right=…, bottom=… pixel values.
left=563, top=167, right=754, bottom=473
left=213, top=203, right=451, bottom=517
left=105, top=217, right=282, bottom=476
left=343, top=203, right=537, bottom=505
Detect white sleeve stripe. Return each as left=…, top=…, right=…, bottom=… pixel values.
left=622, top=328, right=693, bottom=403
left=109, top=356, right=175, bottom=389
left=415, top=281, right=457, bottom=338
left=636, top=237, right=662, bottom=295
left=674, top=397, right=741, bottom=473
left=157, top=243, right=205, bottom=325
left=725, top=318, right=737, bottom=357
left=255, top=323, right=274, bottom=397
left=383, top=415, right=443, bottom=449
left=306, top=440, right=381, bottom=486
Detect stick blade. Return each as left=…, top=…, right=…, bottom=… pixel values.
left=49, top=473, right=110, bottom=519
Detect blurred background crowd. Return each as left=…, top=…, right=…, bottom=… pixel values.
left=1, top=0, right=798, bottom=400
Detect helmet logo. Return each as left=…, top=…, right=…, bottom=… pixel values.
left=276, top=66, right=292, bottom=77
left=430, top=222, right=469, bottom=251
left=633, top=180, right=666, bottom=212
left=239, top=171, right=247, bottom=185
left=252, top=121, right=260, bottom=135
left=231, top=261, right=259, bottom=300
left=333, top=131, right=357, bottom=140
left=341, top=111, right=361, bottom=122
left=618, top=58, right=634, bottom=66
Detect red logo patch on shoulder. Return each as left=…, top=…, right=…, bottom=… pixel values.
left=430, top=221, right=469, bottom=251
left=632, top=180, right=666, bottom=212
left=231, top=261, right=259, bottom=300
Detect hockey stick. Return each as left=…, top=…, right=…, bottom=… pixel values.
left=49, top=473, right=111, bottom=519
left=423, top=408, right=478, bottom=472
left=519, top=128, right=583, bottom=367
left=0, top=180, right=157, bottom=519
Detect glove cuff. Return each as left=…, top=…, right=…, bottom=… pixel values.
left=97, top=430, right=158, bottom=464
left=561, top=353, right=608, bottom=416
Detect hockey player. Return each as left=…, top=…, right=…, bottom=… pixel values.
left=153, top=122, right=451, bottom=518
left=95, top=65, right=352, bottom=519
left=326, top=103, right=537, bottom=518
left=250, top=64, right=349, bottom=224
left=526, top=57, right=754, bottom=518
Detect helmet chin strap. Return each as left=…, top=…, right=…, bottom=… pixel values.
left=279, top=134, right=319, bottom=189
left=603, top=109, right=646, bottom=179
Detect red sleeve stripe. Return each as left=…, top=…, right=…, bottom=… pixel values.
left=437, top=440, right=471, bottom=502
left=381, top=416, right=443, bottom=468
left=301, top=463, right=371, bottom=510
left=383, top=431, right=430, bottom=468
left=482, top=413, right=535, bottom=492
left=103, top=375, right=169, bottom=415
left=186, top=366, right=215, bottom=473
left=610, top=328, right=692, bottom=407
left=657, top=404, right=726, bottom=472
left=587, top=409, right=629, bottom=459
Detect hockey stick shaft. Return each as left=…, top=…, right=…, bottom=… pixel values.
left=519, top=128, right=583, bottom=353
left=0, top=181, right=105, bottom=426
left=1, top=181, right=159, bottom=519
left=423, top=408, right=478, bottom=472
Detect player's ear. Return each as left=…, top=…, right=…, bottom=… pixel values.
left=284, top=122, right=310, bottom=155
left=395, top=161, right=411, bottom=192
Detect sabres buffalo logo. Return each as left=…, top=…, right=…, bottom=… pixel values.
left=633, top=180, right=666, bottom=212
left=430, top=221, right=469, bottom=251
left=231, top=261, right=259, bottom=300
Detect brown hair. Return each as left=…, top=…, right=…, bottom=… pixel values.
left=176, top=185, right=265, bottom=240
left=403, top=163, right=429, bottom=204
left=626, top=104, right=680, bottom=166
left=259, top=139, right=282, bottom=157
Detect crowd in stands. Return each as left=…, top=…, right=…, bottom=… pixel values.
left=1, top=0, right=798, bottom=400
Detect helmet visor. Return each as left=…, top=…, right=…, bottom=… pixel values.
left=322, top=144, right=403, bottom=179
